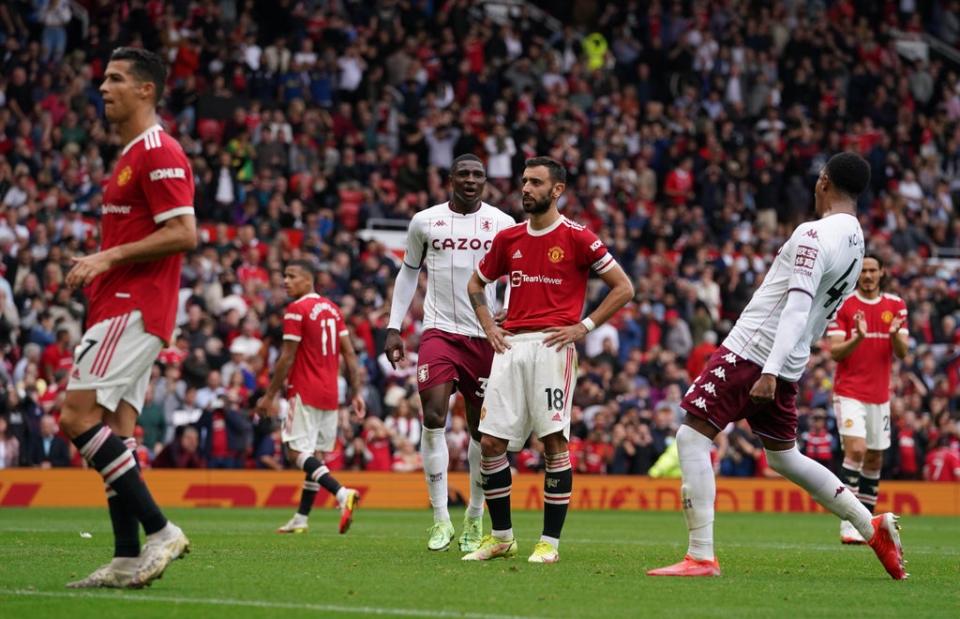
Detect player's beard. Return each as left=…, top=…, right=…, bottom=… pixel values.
left=522, top=194, right=552, bottom=215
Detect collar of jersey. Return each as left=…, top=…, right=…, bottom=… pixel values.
left=121, top=123, right=164, bottom=156
left=445, top=201, right=488, bottom=216
left=296, top=292, right=321, bottom=302
left=526, top=215, right=565, bottom=237
left=854, top=291, right=882, bottom=305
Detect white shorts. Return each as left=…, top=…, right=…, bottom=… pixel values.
left=67, top=311, right=162, bottom=414
left=479, top=332, right=578, bottom=445
left=282, top=394, right=338, bottom=453
left=834, top=396, right=891, bottom=450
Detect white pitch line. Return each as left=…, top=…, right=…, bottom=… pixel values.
left=0, top=589, right=543, bottom=619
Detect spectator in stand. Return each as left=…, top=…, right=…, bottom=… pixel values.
left=153, top=426, right=206, bottom=469
left=0, top=415, right=21, bottom=468
left=923, top=436, right=960, bottom=481
left=28, top=414, right=69, bottom=468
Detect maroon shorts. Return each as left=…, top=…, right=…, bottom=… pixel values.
left=680, top=346, right=799, bottom=442
left=416, top=329, right=493, bottom=409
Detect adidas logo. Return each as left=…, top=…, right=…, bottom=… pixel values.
left=512, top=249, right=523, bottom=259
left=551, top=412, right=562, bottom=421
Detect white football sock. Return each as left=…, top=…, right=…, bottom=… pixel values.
left=676, top=425, right=716, bottom=561
left=335, top=487, right=349, bottom=507
left=539, top=535, right=560, bottom=550
left=466, top=438, right=485, bottom=519
left=765, top=446, right=874, bottom=539
left=421, top=427, right=450, bottom=522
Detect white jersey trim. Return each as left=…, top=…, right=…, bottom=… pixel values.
left=854, top=291, right=882, bottom=305
left=122, top=123, right=164, bottom=156
left=284, top=313, right=303, bottom=321
left=153, top=206, right=195, bottom=224
left=283, top=334, right=302, bottom=342
left=526, top=215, right=565, bottom=237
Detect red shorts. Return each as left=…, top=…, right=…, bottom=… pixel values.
left=680, top=346, right=799, bottom=442
left=416, top=329, right=494, bottom=410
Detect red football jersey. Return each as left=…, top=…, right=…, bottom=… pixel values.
left=477, top=216, right=615, bottom=331
left=924, top=448, right=960, bottom=481
left=87, top=124, right=194, bottom=342
left=827, top=292, right=908, bottom=404
left=283, top=293, right=347, bottom=409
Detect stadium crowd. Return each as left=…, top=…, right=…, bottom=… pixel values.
left=1, top=0, right=959, bottom=481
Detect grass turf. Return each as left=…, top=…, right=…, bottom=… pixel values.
left=1, top=507, right=957, bottom=618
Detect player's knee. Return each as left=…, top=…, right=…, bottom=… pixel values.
left=59, top=394, right=99, bottom=439
left=863, top=450, right=883, bottom=470
left=421, top=407, right=447, bottom=430
left=479, top=434, right=507, bottom=457
left=846, top=445, right=866, bottom=464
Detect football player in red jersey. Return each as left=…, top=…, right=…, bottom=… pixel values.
left=463, top=157, right=634, bottom=563
left=255, top=260, right=365, bottom=535
left=60, top=48, right=195, bottom=589
left=828, top=255, right=908, bottom=543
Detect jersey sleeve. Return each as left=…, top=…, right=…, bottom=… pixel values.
left=827, top=298, right=851, bottom=338
left=895, top=298, right=909, bottom=334
left=283, top=303, right=304, bottom=342
left=141, top=142, right=195, bottom=224
left=577, top=227, right=616, bottom=274
left=401, top=215, right=428, bottom=269
left=476, top=229, right=509, bottom=283
left=786, top=225, right=826, bottom=299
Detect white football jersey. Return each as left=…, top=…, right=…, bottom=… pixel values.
left=723, top=213, right=865, bottom=381
left=399, top=202, right=516, bottom=337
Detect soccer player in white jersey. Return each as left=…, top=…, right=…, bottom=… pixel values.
left=648, top=152, right=907, bottom=580
left=60, top=48, right=193, bottom=588
left=385, top=154, right=515, bottom=552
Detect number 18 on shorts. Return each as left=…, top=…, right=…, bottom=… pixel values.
left=479, top=333, right=578, bottom=443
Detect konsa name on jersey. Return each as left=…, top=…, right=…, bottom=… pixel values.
left=431, top=237, right=494, bottom=251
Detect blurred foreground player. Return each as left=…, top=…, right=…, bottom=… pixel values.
left=385, top=155, right=514, bottom=552
left=62, top=48, right=194, bottom=588
left=648, top=153, right=907, bottom=580
left=256, top=261, right=364, bottom=534
left=827, top=255, right=908, bottom=543
left=464, top=157, right=633, bottom=563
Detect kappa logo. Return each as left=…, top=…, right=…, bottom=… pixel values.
left=512, top=249, right=523, bottom=259
left=834, top=486, right=845, bottom=498
left=721, top=353, right=737, bottom=366
left=417, top=364, right=429, bottom=383
left=692, top=397, right=708, bottom=411
left=547, top=246, right=565, bottom=263
left=710, top=367, right=727, bottom=381
left=433, top=219, right=447, bottom=227
left=702, top=381, right=717, bottom=396
left=803, top=229, right=819, bottom=240
left=481, top=218, right=492, bottom=231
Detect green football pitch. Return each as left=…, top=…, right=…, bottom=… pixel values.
left=1, top=508, right=957, bottom=618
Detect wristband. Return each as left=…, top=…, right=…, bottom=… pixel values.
left=581, top=317, right=596, bottom=332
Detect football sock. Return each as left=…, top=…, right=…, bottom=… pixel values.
left=106, top=437, right=140, bottom=558
left=481, top=452, right=512, bottom=539
left=73, top=424, right=167, bottom=535
left=765, top=446, right=874, bottom=539
left=840, top=457, right=862, bottom=498
left=298, top=479, right=319, bottom=517
left=542, top=451, right=572, bottom=544
left=677, top=425, right=716, bottom=561
left=466, top=438, right=485, bottom=519
left=421, top=427, right=450, bottom=522
left=296, top=452, right=342, bottom=516
left=859, top=467, right=880, bottom=514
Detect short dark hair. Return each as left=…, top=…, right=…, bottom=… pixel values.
left=109, top=47, right=167, bottom=104
left=524, top=156, right=566, bottom=184
left=863, top=253, right=884, bottom=269
left=286, top=259, right=316, bottom=280
left=824, top=152, right=870, bottom=199
left=451, top=153, right=483, bottom=174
